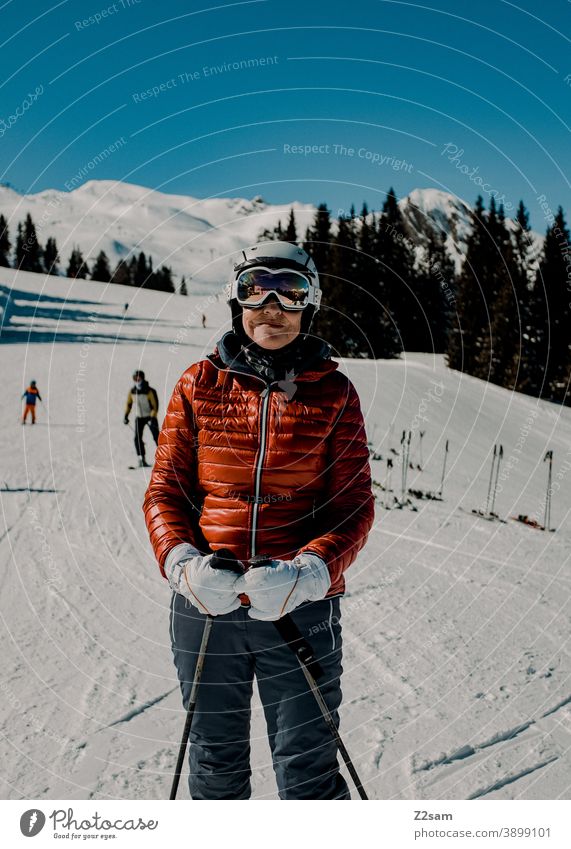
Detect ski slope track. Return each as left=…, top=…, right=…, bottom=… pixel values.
left=1, top=267, right=570, bottom=800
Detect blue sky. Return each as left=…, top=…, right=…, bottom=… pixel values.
left=1, top=0, right=570, bottom=231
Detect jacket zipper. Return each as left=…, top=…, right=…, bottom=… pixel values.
left=250, top=384, right=272, bottom=558
left=204, top=358, right=268, bottom=559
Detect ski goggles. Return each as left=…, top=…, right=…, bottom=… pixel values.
left=232, top=267, right=316, bottom=310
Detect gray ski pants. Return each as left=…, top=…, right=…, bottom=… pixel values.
left=170, top=594, right=350, bottom=800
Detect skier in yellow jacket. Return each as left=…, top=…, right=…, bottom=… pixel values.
left=124, top=370, right=159, bottom=467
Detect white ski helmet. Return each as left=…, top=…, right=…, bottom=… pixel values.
left=226, top=241, right=321, bottom=342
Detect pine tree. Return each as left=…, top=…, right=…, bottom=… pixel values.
left=134, top=251, right=148, bottom=287
left=156, top=265, right=175, bottom=293
left=508, top=202, right=540, bottom=395
left=24, top=213, right=43, bottom=272
left=111, top=258, right=131, bottom=286
left=67, top=246, right=89, bottom=279
left=354, top=202, right=384, bottom=357
left=14, top=222, right=25, bottom=268
left=179, top=276, right=188, bottom=296
left=43, top=237, right=60, bottom=275
left=128, top=256, right=138, bottom=285
left=15, top=214, right=43, bottom=272
left=374, top=188, right=413, bottom=355
left=0, top=215, right=10, bottom=267
left=534, top=207, right=571, bottom=403
left=91, top=250, right=112, bottom=282
left=259, top=211, right=298, bottom=243
left=303, top=203, right=332, bottom=282
left=316, top=210, right=358, bottom=354
left=485, top=202, right=534, bottom=390
left=446, top=196, right=488, bottom=373
left=474, top=199, right=514, bottom=380
left=417, top=228, right=455, bottom=353
left=284, top=208, right=297, bottom=243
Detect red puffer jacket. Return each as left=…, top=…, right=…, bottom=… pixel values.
left=143, top=340, right=374, bottom=598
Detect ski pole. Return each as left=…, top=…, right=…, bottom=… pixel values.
left=490, top=444, right=503, bottom=516
left=400, top=430, right=406, bottom=499
left=273, top=613, right=369, bottom=800
left=544, top=450, right=553, bottom=531
left=419, top=430, right=425, bottom=470
left=403, top=430, right=412, bottom=497
left=485, top=444, right=497, bottom=515
left=247, top=554, right=368, bottom=799
left=385, top=457, right=393, bottom=509
left=170, top=614, right=213, bottom=800
left=169, top=549, right=241, bottom=800
left=438, top=438, right=449, bottom=498
left=401, top=430, right=412, bottom=501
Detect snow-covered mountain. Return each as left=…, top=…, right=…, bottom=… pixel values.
left=0, top=180, right=316, bottom=290
left=0, top=180, right=543, bottom=285
left=400, top=188, right=475, bottom=264
left=400, top=188, right=543, bottom=272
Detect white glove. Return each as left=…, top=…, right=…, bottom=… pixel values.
left=164, top=543, right=242, bottom=616
left=235, top=552, right=331, bottom=621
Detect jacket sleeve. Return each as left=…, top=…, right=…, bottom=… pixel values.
left=297, top=378, right=374, bottom=587
left=125, top=391, right=133, bottom=417
left=142, top=366, right=202, bottom=577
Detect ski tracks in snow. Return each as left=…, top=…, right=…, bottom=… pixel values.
left=409, top=692, right=571, bottom=799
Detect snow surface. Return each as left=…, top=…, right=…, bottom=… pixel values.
left=1, top=266, right=571, bottom=801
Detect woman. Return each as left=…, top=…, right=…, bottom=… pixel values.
left=143, top=241, right=374, bottom=799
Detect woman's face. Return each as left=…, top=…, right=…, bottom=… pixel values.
left=241, top=297, right=302, bottom=350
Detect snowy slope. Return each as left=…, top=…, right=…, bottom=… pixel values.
left=0, top=180, right=543, bottom=283
left=1, top=267, right=570, bottom=801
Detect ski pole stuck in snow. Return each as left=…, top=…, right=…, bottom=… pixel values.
left=438, top=438, right=449, bottom=498
left=385, top=457, right=393, bottom=508
left=485, top=444, right=497, bottom=516
left=472, top=443, right=505, bottom=521
left=544, top=449, right=554, bottom=531
left=400, top=430, right=412, bottom=501
left=490, top=444, right=503, bottom=516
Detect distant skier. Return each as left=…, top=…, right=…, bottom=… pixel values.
left=124, top=370, right=159, bottom=467
left=21, top=380, right=42, bottom=425
left=201, top=313, right=206, bottom=328
left=124, top=303, right=129, bottom=312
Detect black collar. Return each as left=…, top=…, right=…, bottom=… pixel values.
left=213, top=331, right=332, bottom=383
